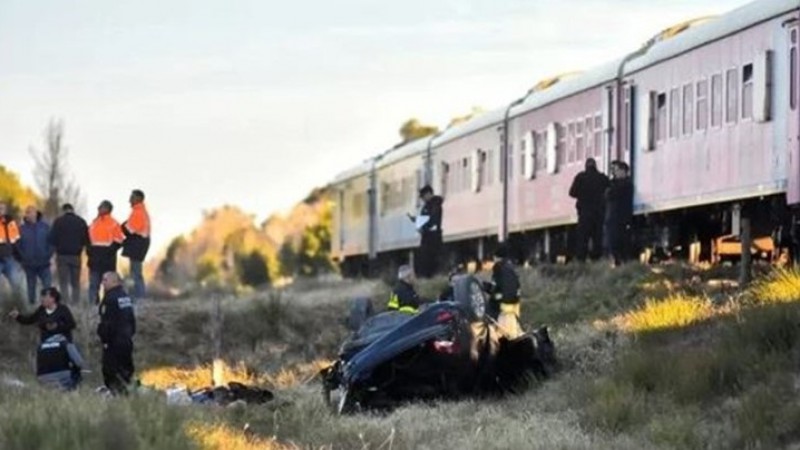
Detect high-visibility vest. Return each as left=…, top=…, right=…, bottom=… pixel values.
left=387, top=293, right=418, bottom=314
left=0, top=217, right=20, bottom=244
left=89, top=215, right=125, bottom=247
left=125, top=203, right=150, bottom=238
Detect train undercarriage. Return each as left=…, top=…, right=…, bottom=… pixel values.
left=338, top=194, right=796, bottom=278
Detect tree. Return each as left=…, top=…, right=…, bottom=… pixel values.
left=157, top=236, right=188, bottom=284
left=30, top=119, right=85, bottom=219
left=296, top=206, right=333, bottom=277
left=0, top=165, right=38, bottom=217
left=399, top=118, right=439, bottom=143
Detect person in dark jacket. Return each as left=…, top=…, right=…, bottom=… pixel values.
left=490, top=244, right=522, bottom=338
left=122, top=189, right=151, bottom=300
left=97, top=272, right=136, bottom=394
left=569, top=158, right=610, bottom=262
left=18, top=206, right=53, bottom=304
left=604, top=161, right=634, bottom=267
left=9, top=286, right=77, bottom=342
left=387, top=265, right=422, bottom=313
left=49, top=203, right=89, bottom=304
left=408, top=185, right=444, bottom=278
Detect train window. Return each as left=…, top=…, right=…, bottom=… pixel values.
left=696, top=80, right=709, bottom=131
left=656, top=92, right=667, bottom=142
left=557, top=124, right=566, bottom=167
left=682, top=84, right=693, bottom=136
left=462, top=157, right=470, bottom=192
left=484, top=150, right=494, bottom=186
left=576, top=121, right=585, bottom=161
left=669, top=88, right=680, bottom=139
left=567, top=122, right=576, bottom=163
left=726, top=68, right=738, bottom=124
left=585, top=118, right=593, bottom=156
left=742, top=64, right=753, bottom=120
left=594, top=114, right=602, bottom=157
left=622, top=88, right=631, bottom=153
left=537, top=131, right=547, bottom=171
left=519, top=138, right=526, bottom=177
left=711, top=74, right=723, bottom=127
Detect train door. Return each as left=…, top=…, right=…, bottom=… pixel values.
left=789, top=24, right=800, bottom=204
left=367, top=168, right=378, bottom=260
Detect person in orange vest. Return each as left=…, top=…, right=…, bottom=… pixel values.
left=87, top=200, right=125, bottom=304
left=122, top=189, right=150, bottom=301
left=0, top=201, right=22, bottom=294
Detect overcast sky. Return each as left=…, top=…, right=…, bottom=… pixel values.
left=0, top=0, right=751, bottom=256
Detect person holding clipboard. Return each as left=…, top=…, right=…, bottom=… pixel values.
left=407, top=185, right=443, bottom=278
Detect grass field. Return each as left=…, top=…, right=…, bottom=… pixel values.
left=2, top=263, right=800, bottom=449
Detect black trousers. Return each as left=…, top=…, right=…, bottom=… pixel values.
left=102, top=339, right=134, bottom=394
left=575, top=213, right=604, bottom=262
left=416, top=231, right=442, bottom=278
left=606, top=219, right=629, bottom=265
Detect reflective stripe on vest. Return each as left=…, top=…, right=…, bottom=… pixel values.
left=387, top=293, right=399, bottom=310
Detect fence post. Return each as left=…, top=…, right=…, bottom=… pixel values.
left=740, top=214, right=752, bottom=287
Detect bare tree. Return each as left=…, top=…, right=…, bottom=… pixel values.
left=30, top=119, right=85, bottom=219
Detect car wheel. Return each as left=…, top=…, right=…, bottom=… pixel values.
left=453, top=275, right=486, bottom=321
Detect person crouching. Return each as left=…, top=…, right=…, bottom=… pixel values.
left=491, top=245, right=523, bottom=339
left=36, top=333, right=84, bottom=390
left=387, top=265, right=421, bottom=314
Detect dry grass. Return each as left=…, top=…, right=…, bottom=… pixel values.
left=614, top=295, right=716, bottom=333
left=187, top=422, right=294, bottom=450
left=749, top=267, right=800, bottom=305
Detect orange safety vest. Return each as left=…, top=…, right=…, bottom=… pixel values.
left=89, top=214, right=125, bottom=247
left=125, top=203, right=150, bottom=238
left=0, top=216, right=20, bottom=244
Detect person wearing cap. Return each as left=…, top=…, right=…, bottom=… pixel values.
left=122, top=189, right=151, bottom=300
left=87, top=201, right=125, bottom=304
left=49, top=203, right=89, bottom=304
left=407, top=185, right=444, bottom=278
left=605, top=161, right=634, bottom=267
left=490, top=244, right=522, bottom=338
left=18, top=205, right=54, bottom=305
left=569, top=158, right=610, bottom=262
left=387, top=265, right=422, bottom=314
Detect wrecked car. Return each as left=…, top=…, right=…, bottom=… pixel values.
left=321, top=275, right=556, bottom=414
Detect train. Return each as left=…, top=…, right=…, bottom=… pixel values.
left=329, top=0, right=800, bottom=276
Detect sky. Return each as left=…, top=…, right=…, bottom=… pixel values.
left=0, top=0, right=752, bottom=257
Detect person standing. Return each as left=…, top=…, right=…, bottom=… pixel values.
left=568, top=158, right=609, bottom=262
left=50, top=203, right=89, bottom=304
left=408, top=185, right=444, bottom=278
left=88, top=201, right=125, bottom=304
left=18, top=206, right=54, bottom=304
left=122, top=189, right=151, bottom=301
left=0, top=201, right=21, bottom=294
left=605, top=161, right=634, bottom=267
left=490, top=244, right=522, bottom=338
left=97, top=272, right=136, bottom=395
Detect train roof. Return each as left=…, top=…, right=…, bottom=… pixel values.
left=374, top=136, right=432, bottom=169
left=510, top=58, right=624, bottom=117
left=624, top=0, right=798, bottom=74
left=433, top=106, right=508, bottom=147
left=330, top=157, right=376, bottom=184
